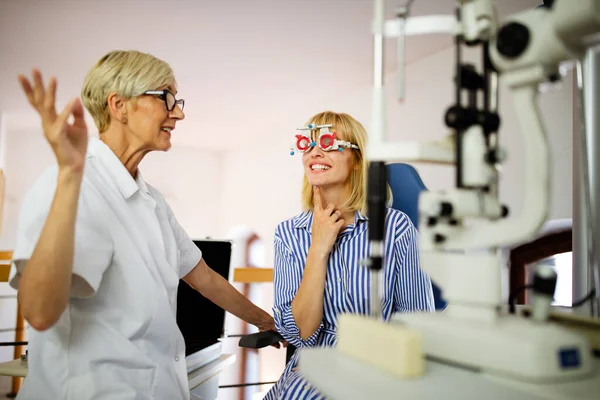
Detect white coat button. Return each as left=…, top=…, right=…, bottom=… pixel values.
left=175, top=356, right=180, bottom=362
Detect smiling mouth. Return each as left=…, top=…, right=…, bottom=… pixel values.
left=161, top=127, right=172, bottom=134
left=311, top=164, right=331, bottom=171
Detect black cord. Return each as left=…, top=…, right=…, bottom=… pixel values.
left=509, top=287, right=597, bottom=314
left=219, top=381, right=277, bottom=389
left=572, top=289, right=596, bottom=307
left=508, top=284, right=534, bottom=314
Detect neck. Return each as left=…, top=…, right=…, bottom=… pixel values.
left=317, top=184, right=355, bottom=224
left=99, top=129, right=150, bottom=177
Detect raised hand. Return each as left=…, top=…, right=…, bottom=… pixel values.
left=18, top=69, right=88, bottom=174
left=310, top=186, right=345, bottom=257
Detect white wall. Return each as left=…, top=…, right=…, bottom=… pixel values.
left=140, top=146, right=224, bottom=239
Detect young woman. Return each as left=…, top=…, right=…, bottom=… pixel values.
left=266, top=111, right=435, bottom=400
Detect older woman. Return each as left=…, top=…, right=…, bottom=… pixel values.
left=265, top=111, right=435, bottom=400
left=11, top=50, right=278, bottom=399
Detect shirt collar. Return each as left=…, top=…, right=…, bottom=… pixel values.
left=88, top=137, right=146, bottom=199
left=293, top=210, right=368, bottom=231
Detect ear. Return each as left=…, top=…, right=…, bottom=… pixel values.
left=106, top=92, right=127, bottom=121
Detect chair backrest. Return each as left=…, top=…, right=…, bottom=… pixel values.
left=386, top=163, right=447, bottom=311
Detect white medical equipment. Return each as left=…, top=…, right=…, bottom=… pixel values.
left=289, top=123, right=360, bottom=155
left=299, top=0, right=600, bottom=398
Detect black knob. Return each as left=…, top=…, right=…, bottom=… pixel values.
left=427, top=217, right=438, bottom=227
left=434, top=234, right=446, bottom=244
left=459, top=64, right=485, bottom=90
left=537, top=0, right=555, bottom=9
left=548, top=73, right=560, bottom=82
left=440, top=202, right=453, bottom=217
left=445, top=106, right=477, bottom=130
left=486, top=150, right=496, bottom=164
left=502, top=205, right=509, bottom=218
left=533, top=267, right=557, bottom=297
left=478, top=111, right=501, bottom=134
left=496, top=22, right=530, bottom=59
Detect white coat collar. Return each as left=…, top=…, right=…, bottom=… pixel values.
left=88, top=137, right=149, bottom=199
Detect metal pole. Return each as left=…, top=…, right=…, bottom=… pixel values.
left=573, top=46, right=600, bottom=317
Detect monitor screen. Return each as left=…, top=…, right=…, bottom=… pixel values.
left=176, top=239, right=232, bottom=356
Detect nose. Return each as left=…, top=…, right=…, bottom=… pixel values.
left=170, top=104, right=185, bottom=121
left=310, top=144, right=325, bottom=157
left=303, top=144, right=323, bottom=164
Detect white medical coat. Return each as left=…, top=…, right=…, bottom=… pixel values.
left=10, top=138, right=202, bottom=400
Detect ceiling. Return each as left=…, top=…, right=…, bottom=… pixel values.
left=0, top=0, right=542, bottom=150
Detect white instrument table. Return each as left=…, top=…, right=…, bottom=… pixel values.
left=299, top=348, right=600, bottom=400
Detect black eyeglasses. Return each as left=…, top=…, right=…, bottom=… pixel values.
left=143, top=89, right=185, bottom=112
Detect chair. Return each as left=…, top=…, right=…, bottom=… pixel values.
left=387, top=163, right=447, bottom=311
left=238, top=163, right=447, bottom=357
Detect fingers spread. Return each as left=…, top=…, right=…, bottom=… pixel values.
left=18, top=70, right=58, bottom=125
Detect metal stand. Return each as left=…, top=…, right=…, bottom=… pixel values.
left=574, top=45, right=600, bottom=318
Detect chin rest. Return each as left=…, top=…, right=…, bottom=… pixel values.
left=238, top=331, right=284, bottom=348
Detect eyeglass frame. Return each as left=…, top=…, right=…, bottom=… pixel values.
left=290, top=125, right=360, bottom=155
left=143, top=89, right=185, bottom=112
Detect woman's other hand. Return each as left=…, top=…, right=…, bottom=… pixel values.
left=257, top=315, right=288, bottom=349
left=18, top=69, right=88, bottom=174
left=310, top=186, right=345, bottom=258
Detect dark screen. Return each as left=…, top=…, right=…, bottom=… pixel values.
left=176, top=240, right=232, bottom=356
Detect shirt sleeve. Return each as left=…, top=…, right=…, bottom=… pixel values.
left=162, top=200, right=202, bottom=279
left=10, top=167, right=113, bottom=298
left=272, top=228, right=323, bottom=348
left=393, top=219, right=436, bottom=312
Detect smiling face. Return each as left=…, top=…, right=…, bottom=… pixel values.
left=125, top=85, right=185, bottom=152
left=299, top=111, right=369, bottom=214
left=82, top=50, right=181, bottom=152
left=301, top=130, right=355, bottom=190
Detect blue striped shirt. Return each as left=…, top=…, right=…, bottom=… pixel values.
left=273, top=207, right=434, bottom=348
left=265, top=207, right=435, bottom=399
left=265, top=209, right=435, bottom=399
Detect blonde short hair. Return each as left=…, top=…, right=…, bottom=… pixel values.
left=81, top=50, right=175, bottom=132
left=300, top=111, right=370, bottom=214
